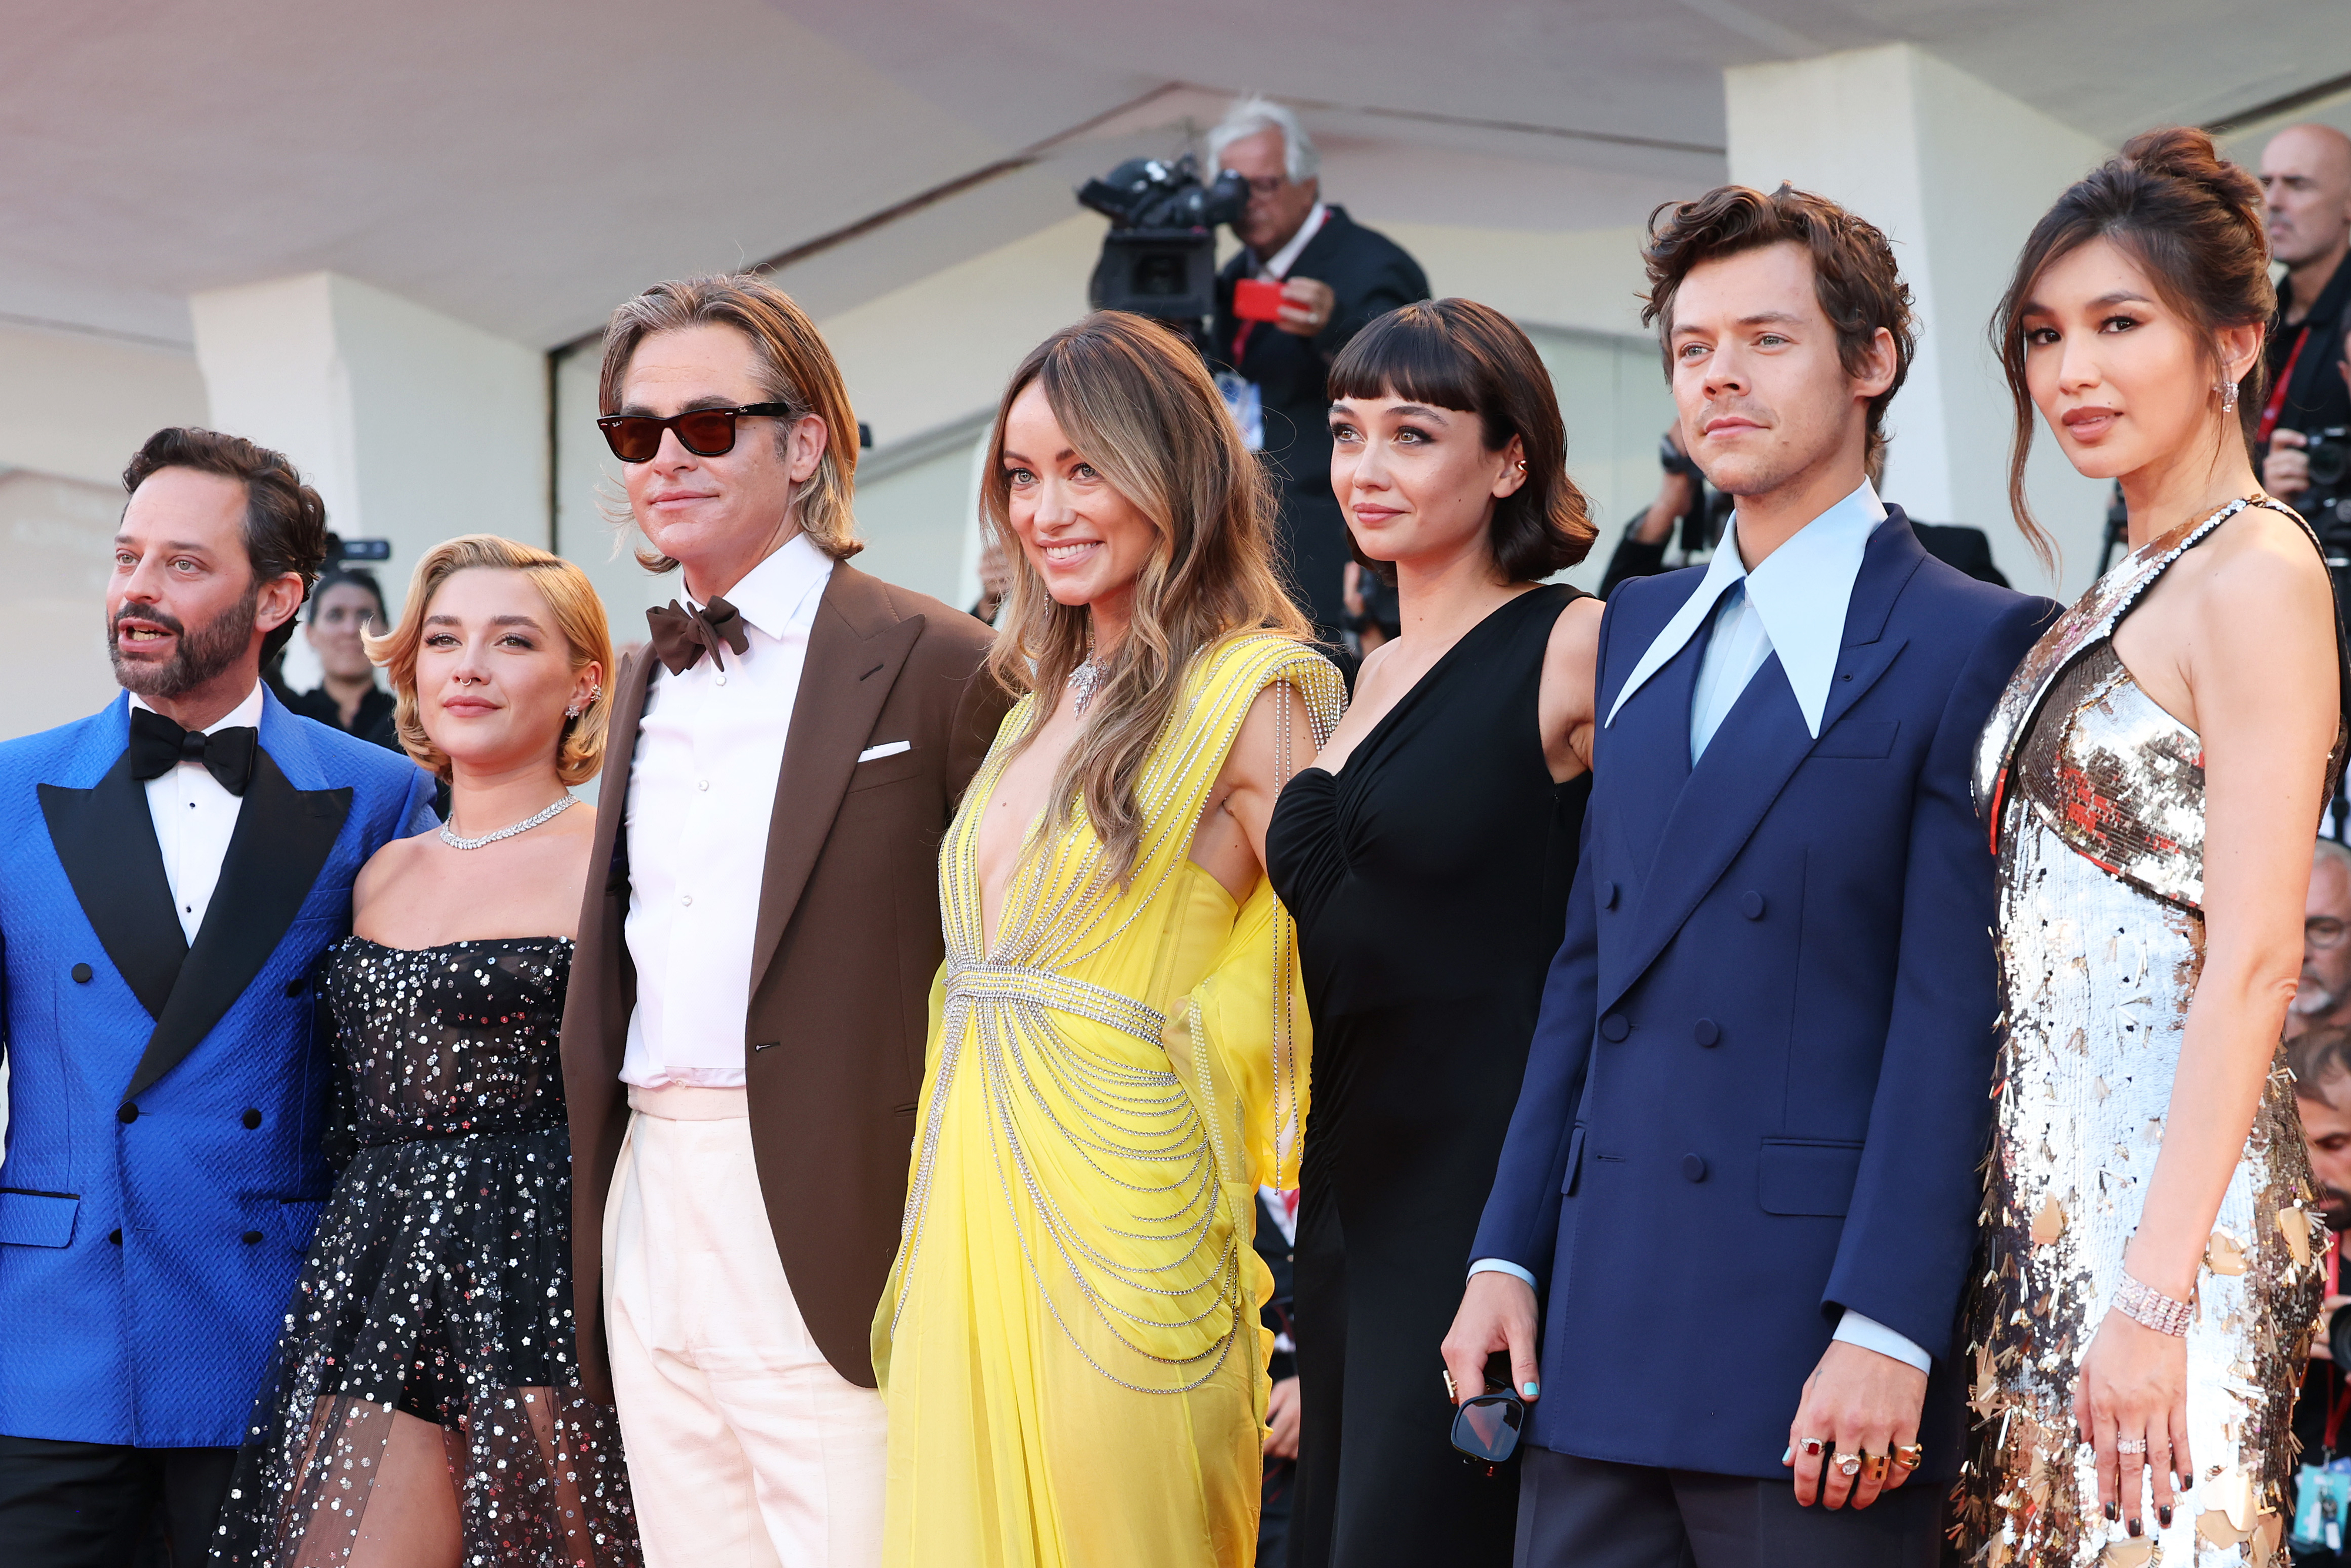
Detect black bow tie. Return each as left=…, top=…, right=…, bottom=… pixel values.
left=128, top=707, right=258, bottom=795
left=646, top=596, right=751, bottom=675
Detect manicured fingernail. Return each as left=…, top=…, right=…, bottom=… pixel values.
left=2128, top=1517, right=2142, bottom=1537
left=2105, top=1503, right=2118, bottom=1521
left=2159, top=1506, right=2173, bottom=1529
left=1522, top=1381, right=1538, bottom=1398
left=2179, top=1473, right=2193, bottom=1491
left=1782, top=1446, right=1794, bottom=1463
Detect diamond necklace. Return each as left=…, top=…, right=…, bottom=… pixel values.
left=1067, top=654, right=1108, bottom=718
left=439, top=793, right=580, bottom=851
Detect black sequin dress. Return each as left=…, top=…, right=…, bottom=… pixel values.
left=210, top=937, right=640, bottom=1568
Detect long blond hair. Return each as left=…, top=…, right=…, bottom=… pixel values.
left=983, top=311, right=1308, bottom=884
left=367, top=534, right=614, bottom=785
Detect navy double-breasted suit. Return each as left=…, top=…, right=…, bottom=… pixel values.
left=1471, top=512, right=2057, bottom=1482
left=0, top=690, right=434, bottom=1448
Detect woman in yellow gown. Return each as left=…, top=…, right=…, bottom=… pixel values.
left=873, top=311, right=1344, bottom=1568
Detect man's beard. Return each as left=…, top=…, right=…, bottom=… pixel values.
left=109, top=592, right=258, bottom=700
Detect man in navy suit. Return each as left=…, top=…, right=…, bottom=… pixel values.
left=0, top=429, right=434, bottom=1566
left=1442, top=186, right=2059, bottom=1565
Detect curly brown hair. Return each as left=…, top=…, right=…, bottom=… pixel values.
left=1639, top=183, right=1916, bottom=471
left=121, top=427, right=329, bottom=664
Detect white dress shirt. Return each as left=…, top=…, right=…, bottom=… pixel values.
left=621, top=534, right=833, bottom=1090
left=1471, top=480, right=1932, bottom=1376
left=1255, top=200, right=1328, bottom=281
left=132, top=682, right=263, bottom=944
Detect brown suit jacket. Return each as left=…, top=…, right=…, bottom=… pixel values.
left=560, top=561, right=1010, bottom=1396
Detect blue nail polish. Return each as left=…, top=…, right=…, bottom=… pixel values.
left=1522, top=1381, right=1538, bottom=1398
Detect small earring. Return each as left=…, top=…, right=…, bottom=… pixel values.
left=564, top=703, right=582, bottom=719
left=2219, top=378, right=2239, bottom=414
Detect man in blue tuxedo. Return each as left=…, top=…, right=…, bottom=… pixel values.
left=0, top=428, right=435, bottom=1565
left=1442, top=187, right=2060, bottom=1565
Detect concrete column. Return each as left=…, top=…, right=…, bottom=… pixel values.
left=189, top=272, right=548, bottom=632
left=1725, top=43, right=2112, bottom=597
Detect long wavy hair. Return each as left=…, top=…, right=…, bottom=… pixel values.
left=982, top=311, right=1309, bottom=884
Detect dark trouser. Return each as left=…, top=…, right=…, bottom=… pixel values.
left=0, top=1436, right=237, bottom=1567
left=1516, top=1445, right=1941, bottom=1568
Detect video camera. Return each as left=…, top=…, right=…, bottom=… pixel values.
left=1078, top=154, right=1248, bottom=333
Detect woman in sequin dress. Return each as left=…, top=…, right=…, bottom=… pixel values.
left=1960, top=129, right=2348, bottom=1566
left=211, top=537, right=640, bottom=1568
left=871, top=314, right=1344, bottom=1568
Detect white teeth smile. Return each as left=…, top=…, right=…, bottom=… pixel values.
left=1044, top=542, right=1098, bottom=561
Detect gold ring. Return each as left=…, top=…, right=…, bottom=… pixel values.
left=1442, top=1370, right=1458, bottom=1402
left=1837, top=1452, right=1864, bottom=1477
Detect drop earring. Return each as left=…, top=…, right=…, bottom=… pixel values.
left=2219, top=378, right=2239, bottom=415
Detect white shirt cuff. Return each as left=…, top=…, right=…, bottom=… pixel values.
left=1833, top=1309, right=1931, bottom=1373
left=1468, top=1258, right=1539, bottom=1289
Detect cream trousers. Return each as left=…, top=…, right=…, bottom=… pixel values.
left=604, top=1084, right=887, bottom=1568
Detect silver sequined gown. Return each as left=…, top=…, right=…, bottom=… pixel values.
left=209, top=937, right=641, bottom=1568
left=1957, top=499, right=2335, bottom=1567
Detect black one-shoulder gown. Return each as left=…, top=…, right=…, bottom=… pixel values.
left=1266, top=585, right=1589, bottom=1568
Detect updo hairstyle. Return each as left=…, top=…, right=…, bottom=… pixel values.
left=1991, top=126, right=2275, bottom=567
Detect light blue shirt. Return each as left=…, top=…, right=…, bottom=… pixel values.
left=1469, top=480, right=1931, bottom=1378
left=1607, top=478, right=1887, bottom=761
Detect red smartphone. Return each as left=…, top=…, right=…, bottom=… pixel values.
left=1234, top=277, right=1287, bottom=323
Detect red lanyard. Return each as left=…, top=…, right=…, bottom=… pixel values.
left=2260, top=326, right=2313, bottom=447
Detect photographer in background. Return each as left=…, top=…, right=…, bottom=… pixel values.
left=1208, top=96, right=1428, bottom=643
left=2258, top=125, right=2351, bottom=531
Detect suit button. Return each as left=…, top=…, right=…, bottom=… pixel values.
left=1693, top=1018, right=1720, bottom=1047
left=1599, top=1014, right=1630, bottom=1043
left=1739, top=890, right=1766, bottom=920
left=284, top=977, right=306, bottom=998
left=241, top=1231, right=264, bottom=1246
left=71, top=963, right=93, bottom=984
left=117, top=1103, right=139, bottom=1124
left=1600, top=881, right=1619, bottom=910
left=109, top=1229, right=123, bottom=1245
left=241, top=1108, right=263, bottom=1130
left=1682, top=1154, right=1708, bottom=1183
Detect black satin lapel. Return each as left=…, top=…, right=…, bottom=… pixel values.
left=37, top=752, right=187, bottom=1018
left=123, top=749, right=351, bottom=1100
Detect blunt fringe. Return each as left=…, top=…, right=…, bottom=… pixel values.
left=1640, top=183, right=1915, bottom=473
left=598, top=274, right=863, bottom=570
left=982, top=311, right=1310, bottom=886
left=1328, top=299, right=1596, bottom=582
left=1991, top=126, right=2274, bottom=571
left=122, top=427, right=330, bottom=664
left=368, top=534, right=615, bottom=787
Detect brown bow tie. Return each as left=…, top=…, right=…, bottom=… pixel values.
left=647, top=596, right=751, bottom=675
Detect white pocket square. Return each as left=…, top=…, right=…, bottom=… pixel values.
left=858, top=741, right=912, bottom=762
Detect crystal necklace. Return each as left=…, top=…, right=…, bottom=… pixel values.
left=440, top=793, right=579, bottom=851
left=1067, top=652, right=1109, bottom=718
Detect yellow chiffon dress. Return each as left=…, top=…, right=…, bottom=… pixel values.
left=874, top=632, right=1344, bottom=1568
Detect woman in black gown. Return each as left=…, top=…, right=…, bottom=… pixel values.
left=212, top=536, right=638, bottom=1568
left=1266, top=300, right=1602, bottom=1568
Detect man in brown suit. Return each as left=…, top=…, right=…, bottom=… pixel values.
left=559, top=275, right=1008, bottom=1568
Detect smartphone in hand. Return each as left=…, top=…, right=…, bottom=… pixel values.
left=1233, top=277, right=1286, bottom=323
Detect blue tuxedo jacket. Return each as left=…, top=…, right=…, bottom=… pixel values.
left=1470, top=513, right=2057, bottom=1482
left=0, top=689, right=434, bottom=1448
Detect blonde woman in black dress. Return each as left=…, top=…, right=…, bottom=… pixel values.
left=1266, top=300, right=1602, bottom=1568
left=213, top=537, right=639, bottom=1567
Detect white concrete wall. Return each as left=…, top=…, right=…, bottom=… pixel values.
left=1726, top=43, right=2113, bottom=598
left=190, top=272, right=548, bottom=628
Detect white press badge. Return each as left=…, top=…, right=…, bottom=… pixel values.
left=1214, top=371, right=1264, bottom=452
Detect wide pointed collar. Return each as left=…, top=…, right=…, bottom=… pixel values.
left=1605, top=478, right=1886, bottom=739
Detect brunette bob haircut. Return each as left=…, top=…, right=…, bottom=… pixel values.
left=1327, top=299, right=1596, bottom=582
left=367, top=534, right=614, bottom=787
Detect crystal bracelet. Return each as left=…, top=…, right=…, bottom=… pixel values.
left=2112, top=1271, right=2194, bottom=1336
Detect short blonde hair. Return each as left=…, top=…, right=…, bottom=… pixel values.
left=367, top=535, right=614, bottom=786
left=600, top=274, right=862, bottom=568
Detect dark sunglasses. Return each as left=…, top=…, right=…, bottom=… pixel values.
left=1449, top=1379, right=1526, bottom=1475
left=595, top=403, right=793, bottom=464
